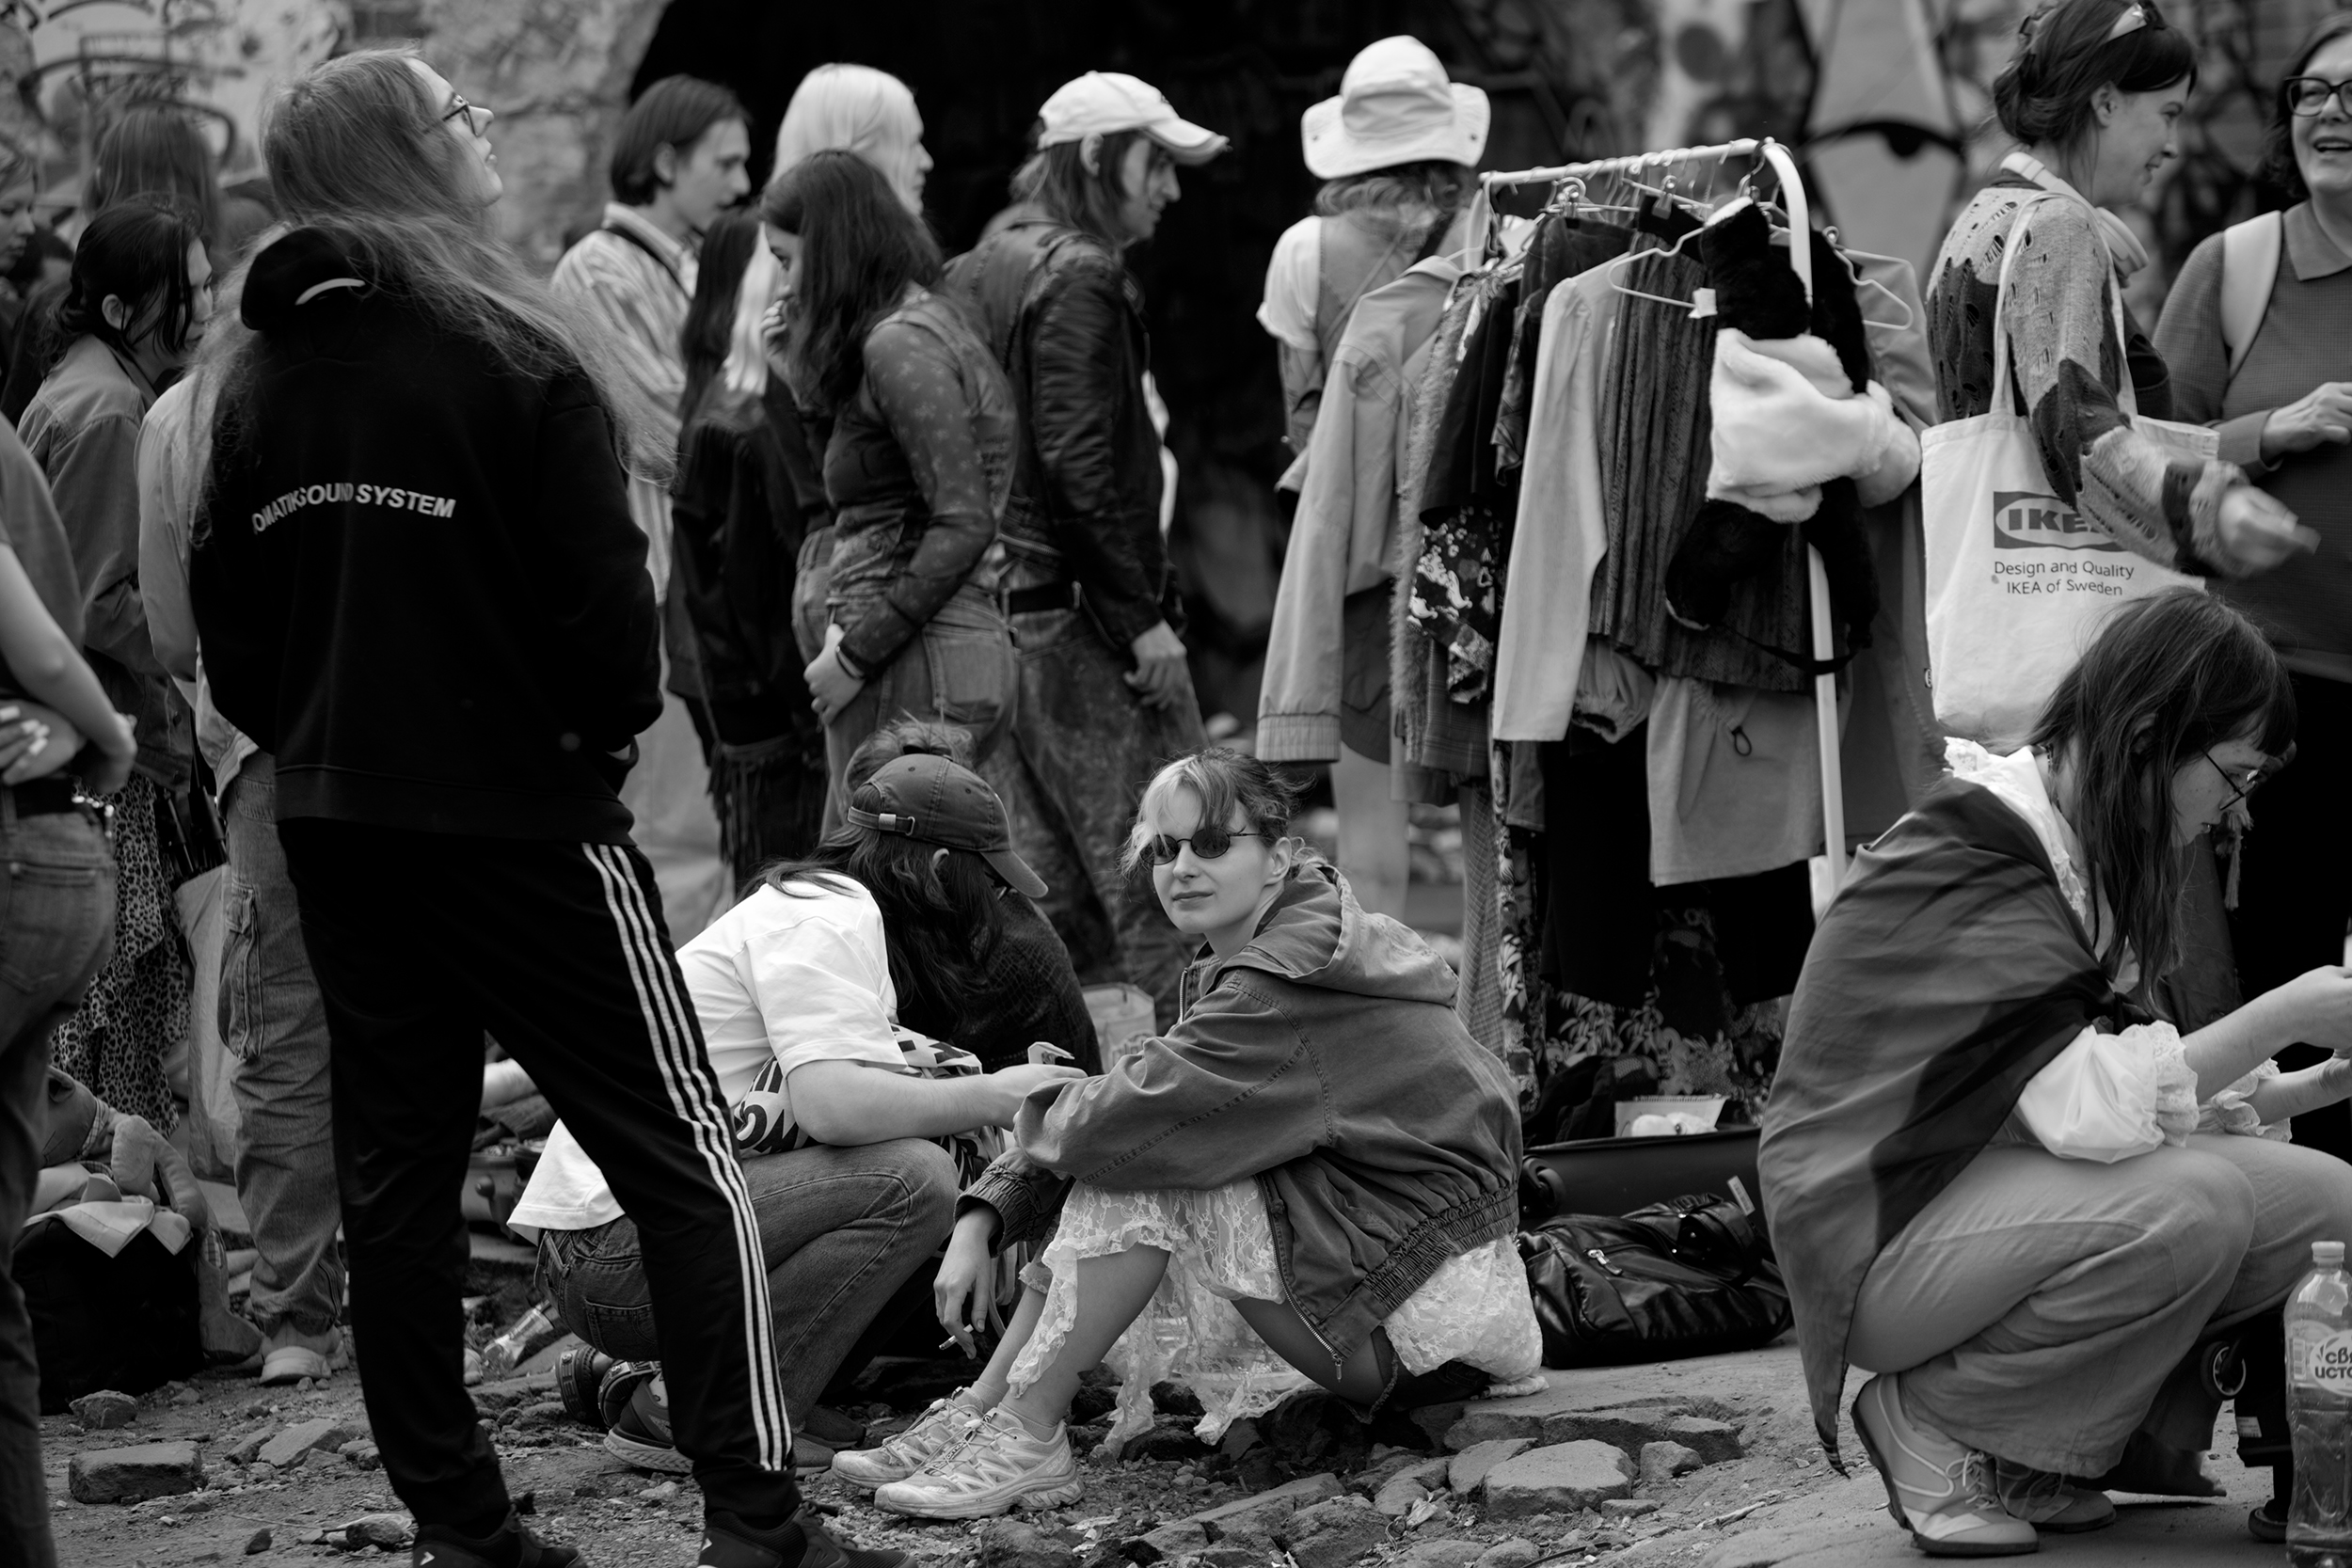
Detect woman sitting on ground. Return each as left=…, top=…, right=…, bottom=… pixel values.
left=1762, top=588, right=2352, bottom=1558
left=829, top=747, right=1541, bottom=1519
left=509, top=753, right=1086, bottom=1478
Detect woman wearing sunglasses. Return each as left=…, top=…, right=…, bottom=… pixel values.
left=2157, top=12, right=2352, bottom=1165
left=830, top=745, right=1537, bottom=1518
left=1764, top=589, right=2352, bottom=1555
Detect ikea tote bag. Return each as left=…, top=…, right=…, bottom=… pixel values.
left=1920, top=195, right=2212, bottom=749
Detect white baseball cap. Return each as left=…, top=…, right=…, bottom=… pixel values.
left=1037, top=72, right=1229, bottom=166
left=1302, top=37, right=1488, bottom=180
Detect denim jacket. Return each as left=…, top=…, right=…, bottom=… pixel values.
left=1257, top=258, right=1461, bottom=763
left=966, top=860, right=1519, bottom=1366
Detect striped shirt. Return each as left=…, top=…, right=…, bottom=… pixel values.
left=549, top=203, right=697, bottom=594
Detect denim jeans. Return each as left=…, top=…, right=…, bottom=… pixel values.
left=537, top=1137, right=957, bottom=1424
left=220, top=754, right=342, bottom=1335
left=985, top=602, right=1203, bottom=1029
left=0, top=796, right=116, bottom=1568
left=822, top=585, right=1017, bottom=832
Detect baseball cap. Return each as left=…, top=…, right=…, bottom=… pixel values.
left=1036, top=72, right=1229, bottom=166
left=847, top=754, right=1047, bottom=899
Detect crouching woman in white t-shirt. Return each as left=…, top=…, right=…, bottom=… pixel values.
left=508, top=753, right=1085, bottom=1476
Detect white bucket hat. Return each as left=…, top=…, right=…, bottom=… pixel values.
left=1302, top=37, right=1489, bottom=180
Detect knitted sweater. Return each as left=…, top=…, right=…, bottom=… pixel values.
left=1927, top=177, right=2237, bottom=574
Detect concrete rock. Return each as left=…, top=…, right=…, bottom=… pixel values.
left=244, top=1528, right=273, bottom=1555
left=1597, top=1497, right=1661, bottom=1518
left=1277, top=1495, right=1389, bottom=1568
left=1639, top=1440, right=1705, bottom=1487
left=71, top=1390, right=138, bottom=1430
left=1448, top=1437, right=1534, bottom=1497
left=67, top=1440, right=204, bottom=1504
left=1481, top=1442, right=1636, bottom=1518
left=1189, top=1470, right=1342, bottom=1544
left=1392, top=1540, right=1486, bottom=1568
left=502, top=1399, right=570, bottom=1431
left=342, top=1441, right=382, bottom=1471
left=1217, top=1418, right=1263, bottom=1457
left=341, top=1514, right=413, bottom=1548
left=1126, top=1521, right=1210, bottom=1563
left=977, top=1519, right=1082, bottom=1568
left=256, top=1418, right=355, bottom=1469
left=225, top=1430, right=270, bottom=1465
left=1373, top=1459, right=1452, bottom=1518
left=1655, top=1416, right=1743, bottom=1465
left=1471, top=1540, right=1540, bottom=1568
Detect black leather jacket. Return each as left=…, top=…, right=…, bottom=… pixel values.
left=944, top=216, right=1181, bottom=649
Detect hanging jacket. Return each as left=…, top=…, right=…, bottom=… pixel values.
left=944, top=216, right=1179, bottom=649
left=192, top=228, right=659, bottom=843
left=967, top=859, right=1521, bottom=1364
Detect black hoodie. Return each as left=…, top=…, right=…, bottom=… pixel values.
left=192, top=228, right=659, bottom=843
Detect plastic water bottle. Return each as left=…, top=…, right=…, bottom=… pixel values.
left=2288, top=1240, right=2352, bottom=1566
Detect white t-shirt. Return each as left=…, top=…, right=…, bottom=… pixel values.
left=509, top=878, right=910, bottom=1234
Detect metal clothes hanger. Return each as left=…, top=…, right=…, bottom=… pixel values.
left=1820, top=225, right=1917, bottom=332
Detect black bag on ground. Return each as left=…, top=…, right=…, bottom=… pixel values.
left=1518, top=1192, right=1790, bottom=1368
left=19, top=1223, right=203, bottom=1411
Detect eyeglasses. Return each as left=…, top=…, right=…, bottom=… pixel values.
left=2202, top=752, right=2265, bottom=813
left=440, top=94, right=491, bottom=135
left=2287, top=77, right=2352, bottom=118
left=1136, top=827, right=1266, bottom=867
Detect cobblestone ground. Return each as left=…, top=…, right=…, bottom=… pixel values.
left=39, top=1339, right=1876, bottom=1568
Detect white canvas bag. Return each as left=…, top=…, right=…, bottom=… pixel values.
left=1920, top=195, right=2214, bottom=748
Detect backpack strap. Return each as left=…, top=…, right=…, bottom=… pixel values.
left=2220, top=210, right=2284, bottom=381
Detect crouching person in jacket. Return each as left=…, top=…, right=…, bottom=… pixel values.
left=828, top=747, right=1544, bottom=1518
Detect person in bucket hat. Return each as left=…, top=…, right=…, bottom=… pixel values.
left=1255, top=37, right=1486, bottom=930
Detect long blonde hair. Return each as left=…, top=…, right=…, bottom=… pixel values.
left=772, top=65, right=924, bottom=207
left=200, top=49, right=662, bottom=468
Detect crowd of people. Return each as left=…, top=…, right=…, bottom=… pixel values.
left=5, top=1, right=2352, bottom=1566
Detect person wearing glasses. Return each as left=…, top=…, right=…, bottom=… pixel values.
left=828, top=744, right=1537, bottom=1519
left=1763, top=589, right=2352, bottom=1555
left=187, top=50, right=907, bottom=1568
left=2157, top=13, right=2352, bottom=1165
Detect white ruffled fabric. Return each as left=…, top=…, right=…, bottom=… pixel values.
left=1947, top=738, right=2290, bottom=1158
left=1009, top=1180, right=1543, bottom=1457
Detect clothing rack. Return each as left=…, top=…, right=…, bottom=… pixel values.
left=1482, top=136, right=1849, bottom=889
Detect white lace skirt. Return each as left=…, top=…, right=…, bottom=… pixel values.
left=1008, top=1179, right=1543, bottom=1455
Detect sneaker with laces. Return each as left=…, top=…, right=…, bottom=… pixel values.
left=410, top=1507, right=584, bottom=1566
left=1851, top=1375, right=2038, bottom=1557
left=698, top=1510, right=912, bottom=1568
left=605, top=1375, right=830, bottom=1477
left=1991, top=1457, right=2114, bottom=1533
left=831, top=1391, right=982, bottom=1491
left=871, top=1407, right=1084, bottom=1520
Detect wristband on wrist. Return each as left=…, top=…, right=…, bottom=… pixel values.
left=834, top=642, right=868, bottom=681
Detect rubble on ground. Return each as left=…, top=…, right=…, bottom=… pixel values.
left=40, top=1277, right=1822, bottom=1568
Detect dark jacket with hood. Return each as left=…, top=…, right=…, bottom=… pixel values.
left=944, top=215, right=1181, bottom=649
left=968, top=860, right=1520, bottom=1368
left=190, top=228, right=659, bottom=843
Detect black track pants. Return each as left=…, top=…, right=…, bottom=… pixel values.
left=278, top=820, right=797, bottom=1527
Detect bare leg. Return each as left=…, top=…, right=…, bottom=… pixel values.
left=995, top=1246, right=1172, bottom=1435
left=1334, top=752, right=1410, bottom=921
left=964, top=1282, right=1050, bottom=1412
left=1232, top=1296, right=1393, bottom=1405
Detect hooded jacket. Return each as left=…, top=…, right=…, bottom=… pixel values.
left=970, top=861, right=1521, bottom=1367
left=191, top=228, right=659, bottom=842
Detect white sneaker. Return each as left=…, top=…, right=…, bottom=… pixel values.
left=830, top=1392, right=983, bottom=1491
left=1851, top=1375, right=2038, bottom=1557
left=871, top=1407, right=1084, bottom=1520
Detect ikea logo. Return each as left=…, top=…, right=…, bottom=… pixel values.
left=1992, top=490, right=2124, bottom=553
